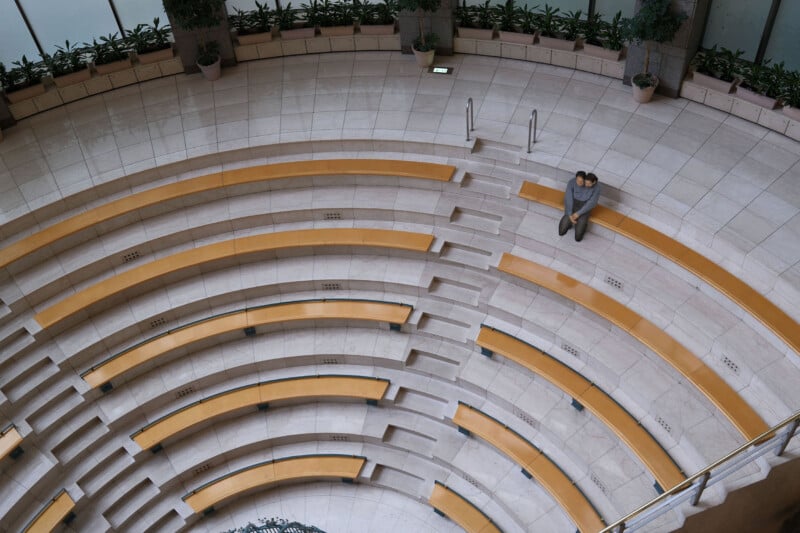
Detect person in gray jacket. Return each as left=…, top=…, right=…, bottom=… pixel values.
left=558, top=171, right=600, bottom=242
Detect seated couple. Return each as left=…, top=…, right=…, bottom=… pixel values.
left=558, top=171, right=600, bottom=242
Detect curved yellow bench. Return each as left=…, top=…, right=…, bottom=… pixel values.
left=0, top=425, right=22, bottom=462
left=0, top=159, right=454, bottom=270
left=498, top=253, right=768, bottom=441
left=519, top=181, right=800, bottom=357
left=22, top=490, right=75, bottom=533
left=82, top=300, right=412, bottom=389
left=35, top=228, right=432, bottom=330
left=429, top=481, right=502, bottom=533
left=477, top=327, right=685, bottom=491
left=453, top=403, right=604, bottom=533
left=183, top=454, right=366, bottom=513
left=132, top=375, right=390, bottom=450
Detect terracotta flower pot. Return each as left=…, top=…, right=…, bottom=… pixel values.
left=198, top=56, right=222, bottom=81
left=413, top=48, right=435, bottom=68
left=136, top=46, right=175, bottom=65
left=95, top=58, right=133, bottom=75
left=320, top=25, right=355, bottom=36
left=458, top=27, right=494, bottom=40
left=538, top=35, right=576, bottom=51
left=281, top=27, right=316, bottom=40
left=632, top=74, right=658, bottom=103
left=498, top=31, right=535, bottom=45
left=359, top=23, right=395, bottom=35
left=236, top=31, right=273, bottom=45
left=52, top=67, right=91, bottom=88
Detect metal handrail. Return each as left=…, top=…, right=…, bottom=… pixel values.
left=527, top=109, right=537, bottom=153
left=466, top=97, right=474, bottom=141
left=601, top=408, right=800, bottom=532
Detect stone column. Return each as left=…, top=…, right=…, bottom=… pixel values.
left=166, top=9, right=237, bottom=74
left=624, top=0, right=711, bottom=97
left=399, top=0, right=455, bottom=56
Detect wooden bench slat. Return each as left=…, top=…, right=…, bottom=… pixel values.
left=0, top=160, right=453, bottom=270
left=454, top=403, right=605, bottom=532
left=476, top=327, right=686, bottom=490
left=429, top=482, right=502, bottom=533
left=497, top=253, right=769, bottom=441
left=35, top=228, right=431, bottom=330
left=133, top=376, right=389, bottom=450
left=22, top=491, right=75, bottom=533
left=183, top=455, right=365, bottom=513
left=0, top=426, right=23, bottom=462
left=519, top=181, right=800, bottom=357
left=83, top=300, right=410, bottom=388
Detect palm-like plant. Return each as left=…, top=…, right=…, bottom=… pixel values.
left=492, top=0, right=520, bottom=32
left=398, top=0, right=441, bottom=52
left=621, top=0, right=686, bottom=88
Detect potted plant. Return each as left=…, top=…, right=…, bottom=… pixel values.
left=690, top=45, right=743, bottom=93
left=278, top=1, right=316, bottom=39
left=493, top=0, right=533, bottom=44
left=85, top=33, right=132, bottom=74
left=44, top=40, right=92, bottom=88
left=233, top=2, right=274, bottom=44
left=736, top=60, right=784, bottom=109
left=129, top=18, right=175, bottom=64
left=583, top=11, right=625, bottom=61
left=398, top=0, right=441, bottom=67
left=621, top=0, right=687, bottom=103
left=456, top=0, right=494, bottom=40
left=780, top=70, right=800, bottom=122
left=357, top=0, right=398, bottom=35
left=163, top=0, right=226, bottom=80
left=3, top=56, right=47, bottom=103
left=316, top=0, right=357, bottom=36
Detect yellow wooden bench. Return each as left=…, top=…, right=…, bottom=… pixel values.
left=132, top=375, right=390, bottom=450
left=0, top=159, right=454, bottom=270
left=498, top=253, right=769, bottom=441
left=22, top=490, right=75, bottom=533
left=453, top=403, right=605, bottom=533
left=35, top=228, right=433, bottom=330
left=429, top=481, right=502, bottom=533
left=519, top=181, right=800, bottom=357
left=0, top=425, right=23, bottom=462
left=476, top=327, right=685, bottom=491
left=183, top=454, right=366, bottom=513
left=83, top=300, right=412, bottom=389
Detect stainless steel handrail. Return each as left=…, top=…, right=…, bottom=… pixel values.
left=527, top=109, right=537, bottom=153
left=601, top=408, right=800, bottom=532
left=466, top=97, right=474, bottom=141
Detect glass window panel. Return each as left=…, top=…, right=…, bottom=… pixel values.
left=0, top=0, right=40, bottom=65
left=113, top=0, right=167, bottom=32
left=595, top=0, right=633, bottom=21
left=764, top=0, right=800, bottom=71
left=19, top=0, right=120, bottom=54
left=701, top=0, right=770, bottom=62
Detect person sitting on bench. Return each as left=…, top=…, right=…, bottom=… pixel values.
left=558, top=171, right=600, bottom=242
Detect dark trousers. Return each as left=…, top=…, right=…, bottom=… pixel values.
left=558, top=199, right=589, bottom=241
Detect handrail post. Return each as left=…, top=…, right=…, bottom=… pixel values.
left=776, top=418, right=799, bottom=456
left=690, top=472, right=711, bottom=506
left=466, top=97, right=474, bottom=141
left=527, top=109, right=538, bottom=153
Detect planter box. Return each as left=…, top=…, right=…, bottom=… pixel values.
left=692, top=71, right=736, bottom=94
left=320, top=25, right=354, bottom=36
left=582, top=43, right=622, bottom=61
left=783, top=106, right=800, bottom=122
left=538, top=35, right=576, bottom=51
left=137, top=46, right=174, bottom=65
left=109, top=68, right=138, bottom=88
left=236, top=31, right=273, bottom=45
left=235, top=44, right=260, bottom=61
left=498, top=30, right=534, bottom=45
left=52, top=67, right=91, bottom=88
left=359, top=23, right=395, bottom=35
left=135, top=62, right=162, bottom=82
left=458, top=27, right=494, bottom=40
left=736, top=86, right=778, bottom=110
left=95, top=58, right=133, bottom=75
left=58, top=83, right=89, bottom=103
left=281, top=27, right=316, bottom=40
left=5, top=83, right=46, bottom=104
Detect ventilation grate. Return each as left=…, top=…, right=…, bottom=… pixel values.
left=330, top=435, right=349, bottom=441
left=721, top=355, right=740, bottom=375
left=149, top=317, right=166, bottom=329
left=193, top=463, right=211, bottom=475
left=461, top=472, right=480, bottom=488
left=604, top=275, right=624, bottom=290
left=122, top=250, right=141, bottom=263
left=175, top=386, right=195, bottom=399
left=323, top=212, right=342, bottom=220
left=561, top=343, right=580, bottom=358
left=320, top=358, right=340, bottom=365
left=321, top=283, right=341, bottom=291
left=655, top=415, right=672, bottom=434
left=590, top=472, right=609, bottom=496
left=513, top=407, right=538, bottom=429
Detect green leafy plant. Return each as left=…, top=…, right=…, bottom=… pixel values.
left=84, top=33, right=130, bottom=65
left=691, top=45, right=744, bottom=82
left=398, top=0, right=441, bottom=51
left=582, top=11, right=605, bottom=46
left=251, top=1, right=274, bottom=32
left=162, top=0, right=226, bottom=66
left=558, top=9, right=582, bottom=40
left=518, top=4, right=539, bottom=34
left=311, top=0, right=355, bottom=26
left=229, top=8, right=254, bottom=34
left=127, top=18, right=173, bottom=55
left=357, top=0, right=398, bottom=25
left=740, top=59, right=786, bottom=99
left=9, top=55, right=46, bottom=89
left=601, top=11, right=624, bottom=51
left=274, top=2, right=300, bottom=30
left=492, top=0, right=520, bottom=32
left=621, top=0, right=687, bottom=88
left=780, top=70, right=800, bottom=108
left=537, top=4, right=560, bottom=37
left=43, top=40, right=88, bottom=77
